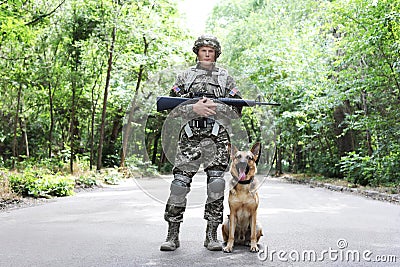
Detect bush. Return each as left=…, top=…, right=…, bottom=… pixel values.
left=14, top=157, right=65, bottom=173
left=339, top=151, right=400, bottom=186
left=309, top=152, right=342, bottom=178
left=374, top=152, right=400, bottom=186
left=159, top=161, right=173, bottom=174
left=75, top=174, right=99, bottom=188
left=125, top=155, right=159, bottom=177
left=339, top=152, right=374, bottom=186
left=8, top=169, right=74, bottom=198
left=0, top=169, right=19, bottom=200
left=102, top=168, right=123, bottom=185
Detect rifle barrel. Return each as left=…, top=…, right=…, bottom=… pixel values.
left=156, top=96, right=280, bottom=112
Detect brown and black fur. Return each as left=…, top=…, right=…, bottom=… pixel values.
left=222, top=142, right=263, bottom=253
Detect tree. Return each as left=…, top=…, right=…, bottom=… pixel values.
left=0, top=0, right=191, bottom=173
left=207, top=0, right=399, bottom=185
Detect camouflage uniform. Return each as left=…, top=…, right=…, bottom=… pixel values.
left=161, top=34, right=242, bottom=252
left=164, top=62, right=242, bottom=224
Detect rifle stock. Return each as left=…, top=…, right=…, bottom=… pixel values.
left=156, top=96, right=280, bottom=112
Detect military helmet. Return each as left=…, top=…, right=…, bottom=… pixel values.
left=192, top=34, right=221, bottom=58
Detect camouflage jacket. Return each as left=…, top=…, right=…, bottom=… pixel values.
left=169, top=64, right=242, bottom=117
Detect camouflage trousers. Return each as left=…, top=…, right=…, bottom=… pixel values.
left=164, top=124, right=230, bottom=224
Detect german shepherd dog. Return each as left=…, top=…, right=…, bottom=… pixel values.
left=222, top=142, right=263, bottom=253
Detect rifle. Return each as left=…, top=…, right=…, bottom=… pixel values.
left=156, top=96, right=280, bottom=112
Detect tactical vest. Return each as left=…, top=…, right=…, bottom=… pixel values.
left=184, top=65, right=228, bottom=97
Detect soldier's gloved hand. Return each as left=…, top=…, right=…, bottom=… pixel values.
left=192, top=97, right=217, bottom=117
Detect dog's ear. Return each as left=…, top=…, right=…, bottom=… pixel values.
left=228, top=143, right=238, bottom=158
left=251, top=142, right=261, bottom=163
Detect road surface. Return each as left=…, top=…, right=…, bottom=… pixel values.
left=1, top=173, right=399, bottom=266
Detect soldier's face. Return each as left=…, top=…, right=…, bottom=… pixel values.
left=197, top=46, right=216, bottom=68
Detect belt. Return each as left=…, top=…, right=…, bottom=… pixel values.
left=184, top=118, right=220, bottom=137
left=188, top=118, right=215, bottom=128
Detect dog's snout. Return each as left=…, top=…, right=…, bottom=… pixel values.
left=236, top=162, right=247, bottom=170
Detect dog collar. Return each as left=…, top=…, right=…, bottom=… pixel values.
left=237, top=176, right=254, bottom=185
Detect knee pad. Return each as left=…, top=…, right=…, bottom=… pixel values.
left=207, top=170, right=225, bottom=193
left=170, top=174, right=191, bottom=196
left=208, top=177, right=225, bottom=193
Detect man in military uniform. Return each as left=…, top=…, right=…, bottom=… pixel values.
left=160, top=35, right=242, bottom=251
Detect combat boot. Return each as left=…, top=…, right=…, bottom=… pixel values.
left=160, top=222, right=180, bottom=251
left=204, top=221, right=222, bottom=251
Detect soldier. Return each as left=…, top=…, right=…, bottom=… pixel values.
left=160, top=34, right=242, bottom=251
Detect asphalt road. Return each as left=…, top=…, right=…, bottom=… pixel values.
left=1, top=173, right=399, bottom=267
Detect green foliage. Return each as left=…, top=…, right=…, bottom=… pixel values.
left=101, top=168, right=123, bottom=185
left=159, top=161, right=173, bottom=174
left=0, top=0, right=399, bottom=189
left=75, top=175, right=98, bottom=188
left=207, top=0, right=399, bottom=186
left=0, top=0, right=190, bottom=171
left=13, top=157, right=65, bottom=173
left=340, top=149, right=400, bottom=187
left=377, top=152, right=400, bottom=186
left=8, top=169, right=75, bottom=198
left=326, top=0, right=400, bottom=185
left=125, top=155, right=159, bottom=177
left=0, top=168, right=18, bottom=200
left=241, top=108, right=261, bottom=143
left=339, top=152, right=373, bottom=186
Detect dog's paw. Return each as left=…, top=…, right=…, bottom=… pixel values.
left=250, top=246, right=259, bottom=253
left=249, top=243, right=259, bottom=253
left=223, top=246, right=233, bottom=253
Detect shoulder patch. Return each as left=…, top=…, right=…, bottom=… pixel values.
left=172, top=85, right=181, bottom=93
left=229, top=88, right=239, bottom=96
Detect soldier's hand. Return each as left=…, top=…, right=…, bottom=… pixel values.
left=192, top=97, right=217, bottom=117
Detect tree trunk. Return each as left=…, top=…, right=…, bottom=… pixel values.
left=20, top=117, right=29, bottom=158
left=274, top=127, right=283, bottom=176
left=120, top=36, right=151, bottom=167
left=11, top=83, right=22, bottom=169
left=276, top=146, right=283, bottom=176
left=294, top=145, right=305, bottom=173
left=151, top=131, right=161, bottom=164
left=97, top=25, right=116, bottom=171
left=69, top=74, right=77, bottom=173
left=361, top=90, right=373, bottom=156
left=158, top=150, right=166, bottom=171
left=48, top=82, right=54, bottom=158
left=333, top=100, right=355, bottom=157
left=89, top=77, right=100, bottom=171
left=105, top=108, right=123, bottom=165
left=120, top=97, right=138, bottom=168
left=90, top=99, right=96, bottom=171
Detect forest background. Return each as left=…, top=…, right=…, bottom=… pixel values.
left=0, top=0, right=399, bottom=199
